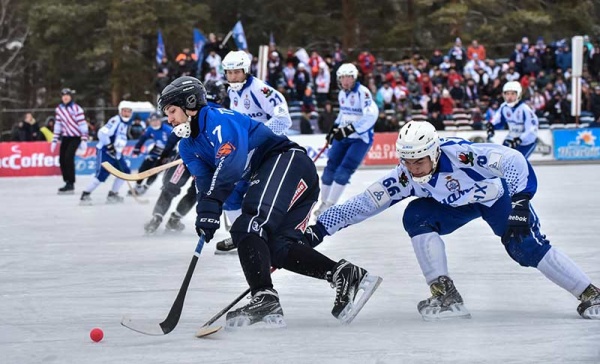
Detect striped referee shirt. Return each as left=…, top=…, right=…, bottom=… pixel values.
left=53, top=102, right=88, bottom=142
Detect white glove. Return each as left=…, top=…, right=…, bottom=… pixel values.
left=50, top=142, right=57, bottom=153
left=76, top=141, right=88, bottom=156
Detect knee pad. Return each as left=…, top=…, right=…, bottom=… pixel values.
left=333, top=167, right=352, bottom=185
left=163, top=181, right=182, bottom=197
left=402, top=199, right=436, bottom=237
left=504, top=236, right=551, bottom=267
left=321, top=168, right=334, bottom=186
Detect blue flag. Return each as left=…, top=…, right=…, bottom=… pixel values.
left=269, top=32, right=275, bottom=45
left=232, top=21, right=248, bottom=50
left=193, top=28, right=206, bottom=67
left=156, top=30, right=166, bottom=65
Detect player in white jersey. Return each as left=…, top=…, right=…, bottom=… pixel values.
left=313, top=63, right=379, bottom=216
left=215, top=50, right=293, bottom=253
left=488, top=81, right=539, bottom=158
left=303, top=121, right=600, bottom=321
left=79, top=101, right=135, bottom=205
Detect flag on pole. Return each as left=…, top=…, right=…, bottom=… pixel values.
left=156, top=30, right=166, bottom=65
left=269, top=32, right=275, bottom=45
left=232, top=21, right=248, bottom=50
left=193, top=28, right=207, bottom=67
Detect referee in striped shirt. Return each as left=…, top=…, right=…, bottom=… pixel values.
left=51, top=88, right=88, bottom=195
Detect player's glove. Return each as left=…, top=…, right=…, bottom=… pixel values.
left=503, top=137, right=522, bottom=149
left=195, top=199, right=221, bottom=243
left=326, top=124, right=356, bottom=144
left=131, top=147, right=141, bottom=157
left=501, top=193, right=531, bottom=244
left=301, top=221, right=328, bottom=248
left=486, top=122, right=495, bottom=141
left=105, top=143, right=117, bottom=159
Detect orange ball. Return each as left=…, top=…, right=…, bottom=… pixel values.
left=90, top=327, right=104, bottom=342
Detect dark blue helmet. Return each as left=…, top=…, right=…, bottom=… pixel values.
left=157, top=76, right=207, bottom=113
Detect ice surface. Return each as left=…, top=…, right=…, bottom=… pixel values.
left=1, top=165, right=599, bottom=363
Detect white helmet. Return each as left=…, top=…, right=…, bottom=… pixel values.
left=118, top=101, right=135, bottom=122
left=336, top=63, right=359, bottom=81
left=396, top=121, right=440, bottom=184
left=502, top=81, right=522, bottom=107
left=222, top=51, right=251, bottom=91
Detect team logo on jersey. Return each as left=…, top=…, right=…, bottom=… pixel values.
left=251, top=221, right=260, bottom=232
left=364, top=92, right=370, bottom=99
left=243, top=95, right=251, bottom=109
left=457, top=151, right=474, bottom=166
left=216, top=142, right=236, bottom=158
left=445, top=176, right=460, bottom=192
left=340, top=99, right=345, bottom=105
left=399, top=172, right=409, bottom=187
left=260, top=87, right=273, bottom=97
left=350, top=94, right=355, bottom=106
left=288, top=179, right=307, bottom=211
left=295, top=209, right=311, bottom=233
left=506, top=111, right=511, bottom=117
left=233, top=97, right=238, bottom=107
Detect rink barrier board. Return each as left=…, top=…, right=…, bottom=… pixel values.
left=1, top=129, right=598, bottom=177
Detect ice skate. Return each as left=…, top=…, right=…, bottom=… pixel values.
left=128, top=184, right=148, bottom=196
left=58, top=183, right=75, bottom=195
left=417, top=275, right=471, bottom=321
left=225, top=288, right=286, bottom=329
left=106, top=191, right=124, bottom=204
left=165, top=213, right=185, bottom=233
left=329, top=259, right=382, bottom=324
left=577, top=284, right=600, bottom=319
left=79, top=191, right=92, bottom=206
left=144, top=214, right=163, bottom=235
left=313, top=201, right=332, bottom=217
left=214, top=237, right=237, bottom=255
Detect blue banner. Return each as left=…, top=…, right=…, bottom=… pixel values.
left=156, top=30, right=166, bottom=65
left=193, top=28, right=207, bottom=68
left=552, top=128, right=600, bottom=160
left=232, top=21, right=248, bottom=50
left=75, top=140, right=154, bottom=175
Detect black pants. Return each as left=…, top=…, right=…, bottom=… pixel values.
left=137, top=157, right=160, bottom=186
left=59, top=136, right=81, bottom=184
left=230, top=149, right=320, bottom=266
left=153, top=162, right=196, bottom=217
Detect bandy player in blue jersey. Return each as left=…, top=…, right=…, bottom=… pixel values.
left=157, top=76, right=381, bottom=329
left=304, top=121, right=599, bottom=321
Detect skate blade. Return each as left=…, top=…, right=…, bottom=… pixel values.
left=336, top=273, right=383, bottom=325
left=195, top=325, right=223, bottom=338
left=582, top=305, right=600, bottom=319
left=214, top=248, right=238, bottom=255
left=79, top=200, right=93, bottom=206
left=420, top=303, right=472, bottom=321
left=225, top=314, right=286, bottom=331
left=58, top=191, right=75, bottom=195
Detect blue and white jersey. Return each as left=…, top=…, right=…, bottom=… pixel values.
left=335, top=82, right=379, bottom=144
left=134, top=123, right=173, bottom=156
left=179, top=106, right=298, bottom=205
left=490, top=100, right=538, bottom=145
left=228, top=75, right=291, bottom=135
left=318, top=138, right=538, bottom=234
left=96, top=115, right=130, bottom=157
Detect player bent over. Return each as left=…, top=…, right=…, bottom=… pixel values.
left=80, top=101, right=134, bottom=205
left=158, top=76, right=382, bottom=328
left=304, top=120, right=599, bottom=320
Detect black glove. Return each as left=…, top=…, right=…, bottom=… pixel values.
left=326, top=124, right=356, bottom=144
left=503, top=137, right=522, bottom=149
left=486, top=122, right=495, bottom=140
left=501, top=193, right=531, bottom=244
left=105, top=143, right=117, bottom=159
left=195, top=199, right=221, bottom=243
left=132, top=147, right=141, bottom=157
left=302, top=221, right=328, bottom=248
